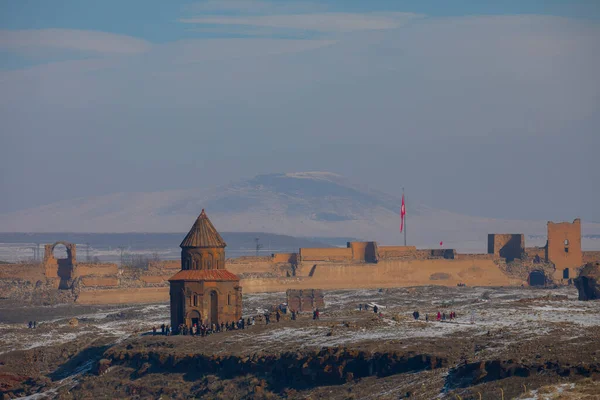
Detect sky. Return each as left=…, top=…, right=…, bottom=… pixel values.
left=0, top=0, right=599, bottom=223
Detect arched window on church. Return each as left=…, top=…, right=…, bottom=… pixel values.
left=193, top=294, right=198, bottom=306
left=228, top=293, right=231, bottom=305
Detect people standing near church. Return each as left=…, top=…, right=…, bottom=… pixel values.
left=373, top=305, right=378, bottom=314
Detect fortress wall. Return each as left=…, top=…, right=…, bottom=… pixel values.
left=271, top=253, right=298, bottom=264
left=81, top=277, right=119, bottom=287
left=74, top=258, right=523, bottom=304
left=308, top=259, right=522, bottom=288
left=0, top=263, right=45, bottom=281
left=76, top=263, right=118, bottom=277
left=378, top=246, right=417, bottom=260
left=455, top=253, right=494, bottom=260
left=299, top=247, right=353, bottom=262
left=583, top=251, right=600, bottom=263
left=76, top=287, right=170, bottom=305
left=415, top=249, right=456, bottom=259
left=227, top=261, right=279, bottom=275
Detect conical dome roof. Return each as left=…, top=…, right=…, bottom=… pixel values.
left=180, top=209, right=227, bottom=248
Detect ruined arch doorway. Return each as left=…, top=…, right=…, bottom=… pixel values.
left=528, top=270, right=546, bottom=286
left=46, top=241, right=76, bottom=289
left=52, top=243, right=68, bottom=259
left=209, top=291, right=218, bottom=325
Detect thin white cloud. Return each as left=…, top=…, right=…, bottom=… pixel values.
left=0, top=29, right=151, bottom=54
left=179, top=12, right=421, bottom=33
left=186, top=0, right=326, bottom=14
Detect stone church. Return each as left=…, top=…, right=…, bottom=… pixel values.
left=169, top=209, right=242, bottom=329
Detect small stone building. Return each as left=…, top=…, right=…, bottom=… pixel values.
left=286, top=289, right=325, bottom=312
left=169, top=210, right=242, bottom=329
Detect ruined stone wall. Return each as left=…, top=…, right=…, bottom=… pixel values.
left=583, top=251, right=600, bottom=263
left=415, top=249, right=456, bottom=259
left=378, top=246, right=418, bottom=260
left=80, top=277, right=119, bottom=287
left=487, top=234, right=524, bottom=261
left=0, top=263, right=45, bottom=281
left=139, top=275, right=172, bottom=284
left=305, top=259, right=521, bottom=288
left=149, top=260, right=181, bottom=270
left=454, top=253, right=494, bottom=260
left=75, top=263, right=118, bottom=278
left=271, top=253, right=298, bottom=264
left=547, top=219, right=582, bottom=281
left=299, top=247, right=353, bottom=262
left=346, top=242, right=377, bottom=262
left=524, top=247, right=546, bottom=261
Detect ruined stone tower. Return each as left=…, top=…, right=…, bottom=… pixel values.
left=169, top=210, right=242, bottom=330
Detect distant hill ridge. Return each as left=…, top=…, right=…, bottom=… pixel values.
left=1, top=172, right=599, bottom=252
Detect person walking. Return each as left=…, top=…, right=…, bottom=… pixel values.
left=373, top=305, right=378, bottom=314
left=437, top=312, right=441, bottom=321
left=161, top=324, right=165, bottom=335
left=276, top=311, right=281, bottom=323
left=152, top=326, right=156, bottom=336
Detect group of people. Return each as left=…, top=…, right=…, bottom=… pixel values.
left=153, top=318, right=258, bottom=337
left=415, top=311, right=458, bottom=322
left=27, top=321, right=38, bottom=329
left=358, top=303, right=379, bottom=314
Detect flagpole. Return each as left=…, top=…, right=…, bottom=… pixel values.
left=403, top=187, right=407, bottom=246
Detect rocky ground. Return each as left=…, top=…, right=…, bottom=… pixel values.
left=0, top=285, right=599, bottom=399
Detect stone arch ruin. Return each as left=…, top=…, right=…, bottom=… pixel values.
left=44, top=241, right=76, bottom=289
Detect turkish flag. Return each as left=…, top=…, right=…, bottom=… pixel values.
left=400, top=194, right=406, bottom=232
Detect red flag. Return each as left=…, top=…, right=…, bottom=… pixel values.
left=440, top=241, right=443, bottom=246
left=400, top=194, right=406, bottom=232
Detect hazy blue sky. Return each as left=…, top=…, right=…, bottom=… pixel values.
left=1, top=0, right=599, bottom=222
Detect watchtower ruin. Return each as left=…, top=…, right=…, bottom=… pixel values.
left=547, top=218, right=582, bottom=281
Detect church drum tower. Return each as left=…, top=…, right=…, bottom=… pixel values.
left=169, top=209, right=242, bottom=330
